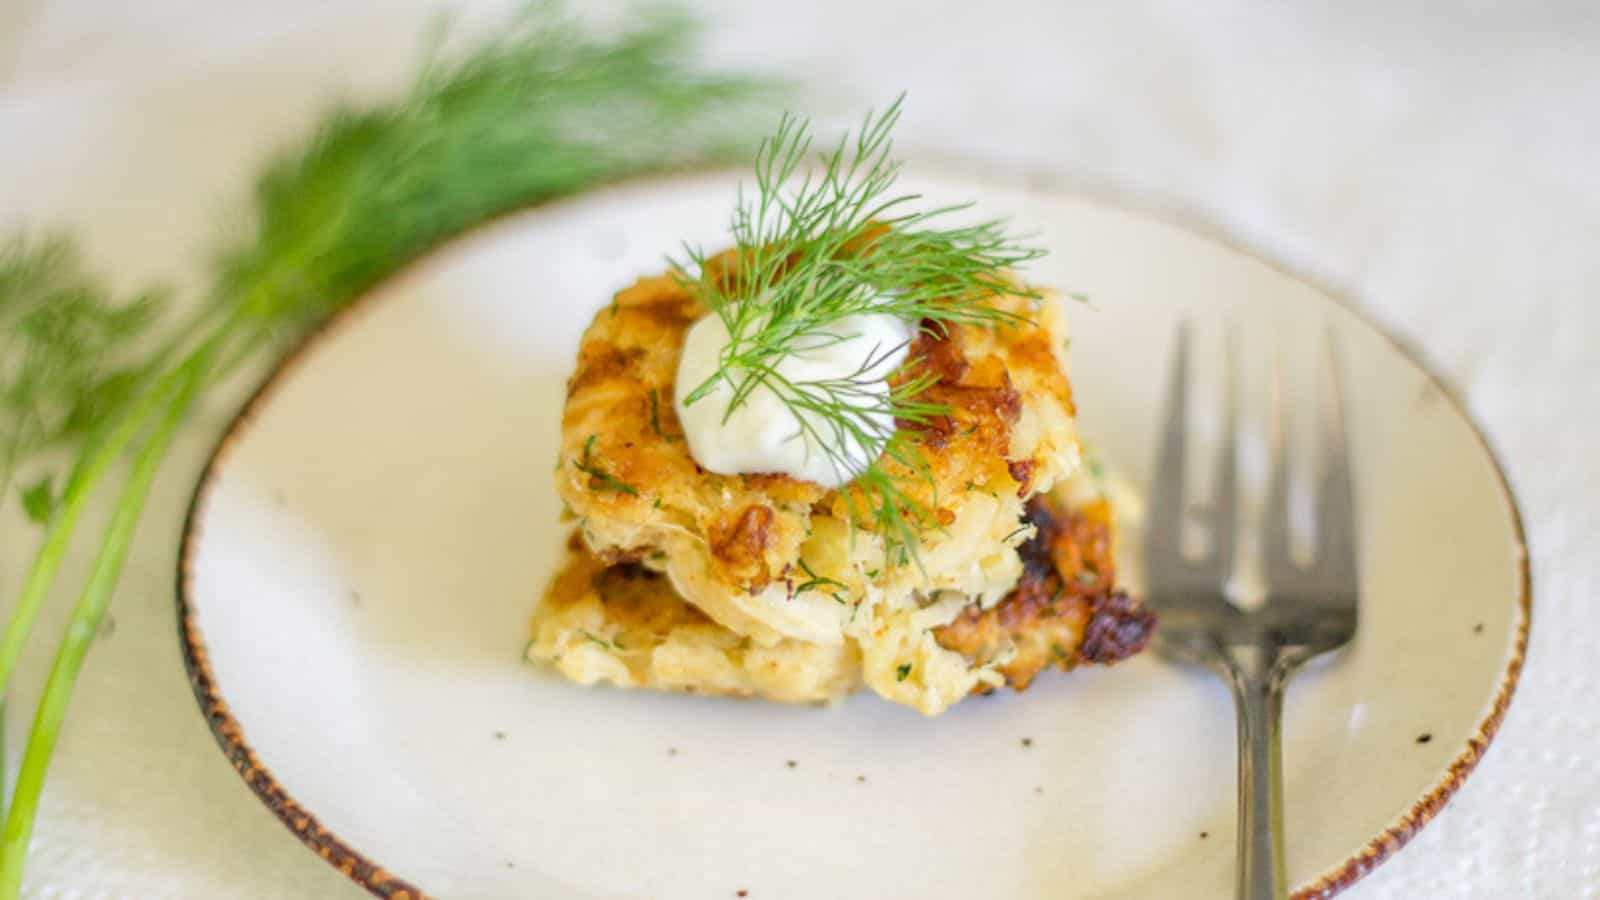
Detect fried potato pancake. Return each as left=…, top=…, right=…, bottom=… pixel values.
left=556, top=255, right=1081, bottom=648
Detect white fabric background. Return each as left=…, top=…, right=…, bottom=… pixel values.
left=0, top=1, right=1595, bottom=897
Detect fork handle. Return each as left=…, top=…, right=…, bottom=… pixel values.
left=1227, top=647, right=1289, bottom=900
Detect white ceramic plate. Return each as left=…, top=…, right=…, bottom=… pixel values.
left=178, top=169, right=1528, bottom=900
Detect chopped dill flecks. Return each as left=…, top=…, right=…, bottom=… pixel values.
left=795, top=559, right=847, bottom=603
left=574, top=435, right=638, bottom=495
left=648, top=389, right=678, bottom=442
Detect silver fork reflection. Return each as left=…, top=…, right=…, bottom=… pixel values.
left=1143, top=326, right=1359, bottom=900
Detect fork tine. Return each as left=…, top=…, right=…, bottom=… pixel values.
left=1146, top=323, right=1191, bottom=566
left=1315, top=332, right=1358, bottom=585
left=1211, top=325, right=1239, bottom=578
left=1262, top=348, right=1300, bottom=586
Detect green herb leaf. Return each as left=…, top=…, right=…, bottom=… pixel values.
left=0, top=235, right=167, bottom=503
left=574, top=434, right=639, bottom=495
left=794, top=558, right=845, bottom=596
left=213, top=8, right=772, bottom=350
left=647, top=389, right=679, bottom=441
left=895, top=662, right=913, bottom=682
left=18, top=476, right=53, bottom=525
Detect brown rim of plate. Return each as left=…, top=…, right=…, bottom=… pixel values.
left=174, top=161, right=1533, bottom=900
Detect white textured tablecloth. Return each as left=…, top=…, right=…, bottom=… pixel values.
left=1, top=1, right=1595, bottom=897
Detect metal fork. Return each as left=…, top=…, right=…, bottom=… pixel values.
left=1144, top=326, right=1359, bottom=900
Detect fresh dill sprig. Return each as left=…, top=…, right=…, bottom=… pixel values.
left=674, top=97, right=1044, bottom=559
left=212, top=6, right=772, bottom=350
left=0, top=7, right=771, bottom=893
left=0, top=236, right=167, bottom=520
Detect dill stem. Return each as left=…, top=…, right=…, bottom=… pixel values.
left=0, top=357, right=194, bottom=701
left=0, top=292, right=249, bottom=705
left=0, top=344, right=215, bottom=896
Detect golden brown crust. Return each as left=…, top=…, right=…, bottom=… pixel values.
left=708, top=505, right=777, bottom=584
left=933, top=496, right=1155, bottom=690
left=557, top=265, right=823, bottom=602
left=546, top=540, right=712, bottom=634
left=529, top=532, right=862, bottom=705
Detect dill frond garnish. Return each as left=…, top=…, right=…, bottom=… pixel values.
left=674, top=96, right=1044, bottom=560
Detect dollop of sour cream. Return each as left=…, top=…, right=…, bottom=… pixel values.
left=674, top=311, right=913, bottom=488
